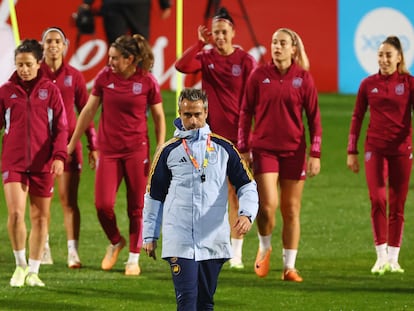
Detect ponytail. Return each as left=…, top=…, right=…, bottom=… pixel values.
left=276, top=28, right=310, bottom=71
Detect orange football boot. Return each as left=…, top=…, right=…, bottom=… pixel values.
left=101, top=236, right=126, bottom=270
left=281, top=268, right=303, bottom=282
left=254, top=247, right=272, bottom=277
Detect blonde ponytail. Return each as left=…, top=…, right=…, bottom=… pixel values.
left=277, top=28, right=310, bottom=71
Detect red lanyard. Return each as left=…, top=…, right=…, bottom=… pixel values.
left=182, top=134, right=212, bottom=182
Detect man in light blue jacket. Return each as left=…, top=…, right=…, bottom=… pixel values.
left=143, top=88, right=258, bottom=310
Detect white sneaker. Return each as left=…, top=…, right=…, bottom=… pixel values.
left=10, top=266, right=28, bottom=287
left=389, top=262, right=404, bottom=273
left=25, top=273, right=45, bottom=287
left=68, top=252, right=82, bottom=269
left=125, top=262, right=141, bottom=276
left=229, top=258, right=245, bottom=270
left=371, top=258, right=389, bottom=275
left=41, top=246, right=53, bottom=265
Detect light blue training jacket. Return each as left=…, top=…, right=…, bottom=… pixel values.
left=143, top=118, right=258, bottom=261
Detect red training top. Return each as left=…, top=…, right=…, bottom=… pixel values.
left=41, top=61, right=97, bottom=150
left=348, top=71, right=414, bottom=155
left=238, top=61, right=322, bottom=157
left=175, top=41, right=257, bottom=143
left=91, top=66, right=162, bottom=154
left=0, top=71, right=68, bottom=173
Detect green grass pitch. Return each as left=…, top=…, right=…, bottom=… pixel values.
left=0, top=91, right=413, bottom=310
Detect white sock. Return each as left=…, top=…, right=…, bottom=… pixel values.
left=231, top=238, right=244, bottom=261
left=68, top=240, right=78, bottom=253
left=45, top=234, right=50, bottom=249
left=387, top=246, right=400, bottom=264
left=375, top=243, right=387, bottom=261
left=13, top=249, right=27, bottom=268
left=28, top=259, right=41, bottom=274
left=127, top=252, right=140, bottom=264
left=258, top=233, right=272, bottom=252
left=283, top=248, right=298, bottom=269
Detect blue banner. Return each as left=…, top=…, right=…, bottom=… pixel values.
left=339, top=1, right=414, bottom=93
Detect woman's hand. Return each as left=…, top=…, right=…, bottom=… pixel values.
left=89, top=150, right=99, bottom=170
left=51, top=159, right=64, bottom=177
left=347, top=154, right=360, bottom=173
left=198, top=25, right=211, bottom=44
left=307, top=157, right=321, bottom=177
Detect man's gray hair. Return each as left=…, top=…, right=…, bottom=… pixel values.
left=178, top=88, right=208, bottom=109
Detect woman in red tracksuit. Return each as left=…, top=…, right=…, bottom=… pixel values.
left=238, top=28, right=322, bottom=282
left=68, top=34, right=166, bottom=276
left=40, top=27, right=98, bottom=269
left=175, top=7, right=257, bottom=269
left=347, top=36, right=414, bottom=275
left=0, top=39, right=68, bottom=287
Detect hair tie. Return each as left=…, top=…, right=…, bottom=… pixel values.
left=41, top=27, right=68, bottom=45
left=212, top=17, right=233, bottom=27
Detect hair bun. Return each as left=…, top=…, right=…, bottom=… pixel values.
left=216, top=7, right=229, bottom=17
left=214, top=7, right=234, bottom=25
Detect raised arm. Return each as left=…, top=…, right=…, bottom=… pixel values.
left=175, top=25, right=210, bottom=73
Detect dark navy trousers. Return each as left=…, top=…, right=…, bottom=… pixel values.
left=166, top=257, right=226, bottom=311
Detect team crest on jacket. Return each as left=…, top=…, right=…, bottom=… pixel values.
left=133, top=83, right=142, bottom=94
left=208, top=150, right=218, bottom=164
left=292, top=77, right=303, bottom=88
left=232, top=64, right=242, bottom=76
left=64, top=75, right=73, bottom=87
left=395, top=83, right=404, bottom=95
left=171, top=263, right=181, bottom=275
left=38, top=89, right=48, bottom=100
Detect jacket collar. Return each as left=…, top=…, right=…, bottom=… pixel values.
left=173, top=118, right=211, bottom=141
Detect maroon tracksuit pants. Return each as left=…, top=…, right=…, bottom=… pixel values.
left=364, top=150, right=412, bottom=247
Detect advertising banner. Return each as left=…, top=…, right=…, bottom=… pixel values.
left=0, top=0, right=337, bottom=92
left=339, top=0, right=414, bottom=93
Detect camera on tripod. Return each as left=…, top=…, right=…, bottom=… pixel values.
left=72, top=6, right=95, bottom=35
